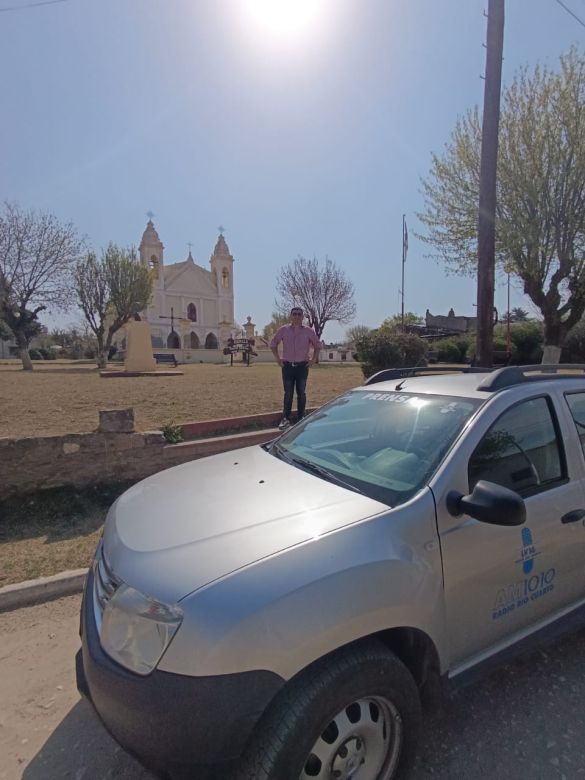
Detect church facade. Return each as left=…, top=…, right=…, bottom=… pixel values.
left=122, top=219, right=237, bottom=362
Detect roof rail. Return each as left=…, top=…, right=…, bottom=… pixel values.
left=364, top=366, right=491, bottom=386
left=477, top=364, right=585, bottom=392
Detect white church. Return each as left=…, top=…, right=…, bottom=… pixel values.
left=116, top=219, right=238, bottom=362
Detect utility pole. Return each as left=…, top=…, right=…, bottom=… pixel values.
left=476, top=0, right=505, bottom=367
left=401, top=214, right=408, bottom=331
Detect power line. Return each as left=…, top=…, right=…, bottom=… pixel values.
left=555, top=0, right=585, bottom=28
left=0, top=0, right=69, bottom=12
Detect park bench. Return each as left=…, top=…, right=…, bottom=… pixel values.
left=153, top=353, right=178, bottom=367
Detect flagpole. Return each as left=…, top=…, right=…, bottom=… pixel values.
left=401, top=214, right=406, bottom=331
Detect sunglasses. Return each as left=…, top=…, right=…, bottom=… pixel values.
left=291, top=311, right=303, bottom=316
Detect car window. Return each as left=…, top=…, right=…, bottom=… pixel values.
left=468, top=396, right=563, bottom=494
left=274, top=390, right=480, bottom=506
left=564, top=392, right=585, bottom=458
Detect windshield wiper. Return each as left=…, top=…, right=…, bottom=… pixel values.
left=289, top=456, right=364, bottom=495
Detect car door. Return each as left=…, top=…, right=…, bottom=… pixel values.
left=433, top=393, right=585, bottom=670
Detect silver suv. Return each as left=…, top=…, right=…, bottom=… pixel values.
left=76, top=364, right=585, bottom=780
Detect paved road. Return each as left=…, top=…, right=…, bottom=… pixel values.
left=1, top=594, right=584, bottom=780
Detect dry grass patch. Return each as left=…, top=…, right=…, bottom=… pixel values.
left=0, top=361, right=363, bottom=438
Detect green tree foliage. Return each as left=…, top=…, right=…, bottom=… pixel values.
left=418, top=47, right=585, bottom=360
left=0, top=317, right=13, bottom=341
left=0, top=202, right=83, bottom=370
left=75, top=244, right=153, bottom=368
left=379, top=312, right=424, bottom=331
left=354, top=331, right=426, bottom=378
left=261, top=311, right=289, bottom=341
left=276, top=256, right=356, bottom=339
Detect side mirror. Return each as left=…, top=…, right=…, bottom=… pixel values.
left=446, top=480, right=526, bottom=526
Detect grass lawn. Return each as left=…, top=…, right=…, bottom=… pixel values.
left=0, top=360, right=363, bottom=438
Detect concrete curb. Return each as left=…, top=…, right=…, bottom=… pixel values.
left=0, top=568, right=88, bottom=613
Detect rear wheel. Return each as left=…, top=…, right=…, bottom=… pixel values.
left=236, top=639, right=421, bottom=780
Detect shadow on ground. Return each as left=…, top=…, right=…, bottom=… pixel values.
left=23, top=700, right=154, bottom=780
left=0, top=483, right=132, bottom=544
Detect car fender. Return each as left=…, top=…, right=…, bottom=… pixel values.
left=158, top=488, right=447, bottom=680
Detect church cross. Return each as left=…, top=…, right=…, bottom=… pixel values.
left=187, top=242, right=192, bottom=253
left=217, top=225, right=225, bottom=235
left=146, top=210, right=155, bottom=221
left=160, top=306, right=188, bottom=333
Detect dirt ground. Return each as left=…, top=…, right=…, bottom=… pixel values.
left=0, top=361, right=363, bottom=438
left=2, top=595, right=584, bottom=780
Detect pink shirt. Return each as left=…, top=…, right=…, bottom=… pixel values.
left=270, top=324, right=321, bottom=362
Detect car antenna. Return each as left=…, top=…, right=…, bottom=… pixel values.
left=395, top=380, right=406, bottom=390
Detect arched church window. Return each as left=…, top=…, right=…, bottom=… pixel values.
left=205, top=332, right=218, bottom=349
left=187, top=303, right=197, bottom=322
left=190, top=332, right=200, bottom=348
left=222, top=267, right=229, bottom=288
left=167, top=331, right=180, bottom=349
left=151, top=335, right=164, bottom=348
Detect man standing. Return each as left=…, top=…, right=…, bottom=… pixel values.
left=270, top=307, right=321, bottom=430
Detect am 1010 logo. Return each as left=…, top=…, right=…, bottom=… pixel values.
left=492, top=568, right=556, bottom=620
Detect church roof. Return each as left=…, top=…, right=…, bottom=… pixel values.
left=139, top=219, right=163, bottom=249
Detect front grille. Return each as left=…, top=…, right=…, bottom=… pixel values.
left=93, top=544, right=121, bottom=630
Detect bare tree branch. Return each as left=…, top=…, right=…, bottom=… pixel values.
left=0, top=202, right=83, bottom=369
left=275, top=256, right=356, bottom=340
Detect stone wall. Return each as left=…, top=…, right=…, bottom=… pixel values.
left=0, top=409, right=276, bottom=499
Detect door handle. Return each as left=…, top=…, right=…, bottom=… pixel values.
left=561, top=509, right=585, bottom=524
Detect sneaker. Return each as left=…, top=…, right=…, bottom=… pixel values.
left=278, top=418, right=291, bottom=430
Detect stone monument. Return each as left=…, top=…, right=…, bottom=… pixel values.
left=124, top=320, right=157, bottom=372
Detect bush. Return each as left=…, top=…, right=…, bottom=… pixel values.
left=29, top=349, right=44, bottom=360
left=37, top=347, right=57, bottom=360
left=433, top=337, right=469, bottom=363
left=355, top=331, right=426, bottom=379
left=161, top=422, right=184, bottom=444
left=510, top=321, right=543, bottom=364
left=562, top=320, right=585, bottom=363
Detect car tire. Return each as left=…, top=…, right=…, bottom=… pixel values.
left=235, top=639, right=422, bottom=780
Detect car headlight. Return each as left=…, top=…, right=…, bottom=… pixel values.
left=100, top=584, right=183, bottom=676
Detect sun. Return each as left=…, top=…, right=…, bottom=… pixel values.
left=242, top=0, right=323, bottom=37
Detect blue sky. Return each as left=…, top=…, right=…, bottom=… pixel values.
left=1, top=0, right=583, bottom=342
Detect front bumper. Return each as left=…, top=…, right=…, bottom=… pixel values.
left=76, top=569, right=284, bottom=776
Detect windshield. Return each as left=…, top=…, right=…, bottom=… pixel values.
left=272, top=389, right=481, bottom=506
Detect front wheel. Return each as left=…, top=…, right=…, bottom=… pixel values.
left=236, top=639, right=422, bottom=780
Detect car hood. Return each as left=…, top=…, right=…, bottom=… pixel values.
left=102, top=445, right=388, bottom=603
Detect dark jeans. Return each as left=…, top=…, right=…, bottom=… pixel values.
left=282, top=362, right=309, bottom=421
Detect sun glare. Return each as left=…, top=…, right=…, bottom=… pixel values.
left=242, top=0, right=323, bottom=37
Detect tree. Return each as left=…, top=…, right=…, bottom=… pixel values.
left=418, top=47, right=585, bottom=362
left=0, top=202, right=83, bottom=370
left=49, top=323, right=97, bottom=359
left=346, top=324, right=371, bottom=344
left=75, top=244, right=153, bottom=368
left=275, top=256, right=356, bottom=340
left=510, top=307, right=529, bottom=322
left=261, top=311, right=289, bottom=341
left=380, top=312, right=424, bottom=331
